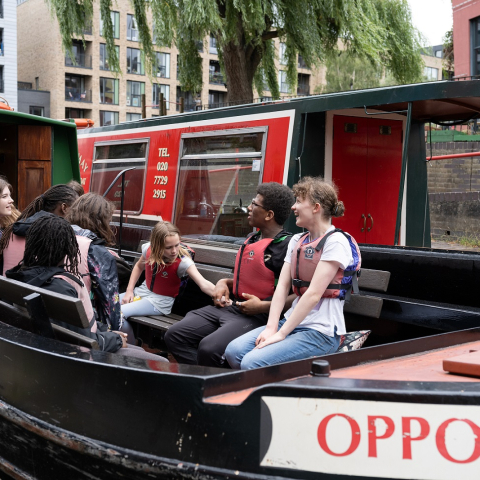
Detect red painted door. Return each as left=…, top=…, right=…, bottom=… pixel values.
left=332, top=115, right=403, bottom=245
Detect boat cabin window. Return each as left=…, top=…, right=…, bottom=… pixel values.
left=174, top=127, right=267, bottom=243
left=90, top=139, right=149, bottom=214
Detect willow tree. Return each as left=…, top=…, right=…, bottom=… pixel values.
left=49, top=0, right=423, bottom=104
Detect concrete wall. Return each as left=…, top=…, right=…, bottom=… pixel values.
left=427, top=141, right=480, bottom=239
left=17, top=88, right=50, bottom=117
left=0, top=0, right=17, bottom=110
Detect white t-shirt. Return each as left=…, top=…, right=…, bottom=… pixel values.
left=134, top=242, right=194, bottom=314
left=283, top=226, right=354, bottom=337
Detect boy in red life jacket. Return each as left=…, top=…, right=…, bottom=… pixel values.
left=165, top=182, right=295, bottom=368
left=120, top=221, right=215, bottom=344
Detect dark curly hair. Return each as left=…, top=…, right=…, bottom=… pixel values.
left=23, top=214, right=80, bottom=277
left=257, top=182, right=295, bottom=226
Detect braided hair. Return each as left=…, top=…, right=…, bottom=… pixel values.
left=23, top=214, right=80, bottom=277
left=0, top=184, right=78, bottom=254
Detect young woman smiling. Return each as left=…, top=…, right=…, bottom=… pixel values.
left=225, top=176, right=361, bottom=369
left=0, top=177, right=20, bottom=238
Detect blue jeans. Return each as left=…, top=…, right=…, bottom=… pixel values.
left=224, top=319, right=339, bottom=370
left=119, top=294, right=160, bottom=344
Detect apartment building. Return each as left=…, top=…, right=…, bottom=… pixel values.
left=452, top=0, right=480, bottom=79
left=0, top=0, right=18, bottom=110
left=16, top=0, right=324, bottom=125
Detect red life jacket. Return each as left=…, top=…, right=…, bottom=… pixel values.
left=144, top=247, right=183, bottom=298
left=291, top=229, right=361, bottom=301
left=233, top=235, right=275, bottom=300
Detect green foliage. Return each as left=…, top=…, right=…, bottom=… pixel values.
left=47, top=0, right=424, bottom=101
left=443, top=28, right=454, bottom=77
left=318, top=52, right=382, bottom=94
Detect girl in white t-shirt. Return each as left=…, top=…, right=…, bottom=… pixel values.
left=120, top=221, right=215, bottom=343
left=225, top=177, right=359, bottom=369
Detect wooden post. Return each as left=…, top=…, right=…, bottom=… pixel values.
left=159, top=93, right=164, bottom=116
left=180, top=97, right=184, bottom=113
left=141, top=94, right=146, bottom=119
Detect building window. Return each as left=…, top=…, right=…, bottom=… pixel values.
left=126, top=113, right=142, bottom=121
left=0, top=66, right=3, bottom=93
left=65, top=74, right=90, bottom=102
left=297, top=73, right=310, bottom=95
left=424, top=67, right=439, bottom=81
left=209, top=61, right=224, bottom=85
left=173, top=128, right=268, bottom=239
left=100, top=44, right=119, bottom=71
left=127, top=48, right=144, bottom=75
left=209, top=36, right=218, bottom=54
left=472, top=17, right=480, bottom=77
left=208, top=91, right=226, bottom=109
left=99, top=111, right=119, bottom=126
left=435, top=50, right=442, bottom=58
left=29, top=106, right=45, bottom=116
left=279, top=43, right=287, bottom=65
left=127, top=14, right=139, bottom=41
left=0, top=29, right=4, bottom=56
left=279, top=70, right=290, bottom=93
left=65, top=108, right=85, bottom=118
left=100, top=10, right=120, bottom=39
left=65, top=40, right=91, bottom=68
left=154, top=52, right=170, bottom=78
left=153, top=84, right=170, bottom=110
left=99, top=77, right=119, bottom=104
left=91, top=139, right=148, bottom=213
left=126, top=80, right=144, bottom=107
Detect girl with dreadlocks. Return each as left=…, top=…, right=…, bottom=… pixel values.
left=6, top=214, right=167, bottom=361
left=0, top=184, right=78, bottom=274
left=120, top=221, right=216, bottom=344
left=0, top=176, right=21, bottom=238
left=66, top=193, right=122, bottom=331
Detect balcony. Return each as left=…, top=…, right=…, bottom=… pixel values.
left=297, top=83, right=310, bottom=95
left=65, top=53, right=92, bottom=69
left=209, top=71, right=225, bottom=85
left=65, top=88, right=92, bottom=103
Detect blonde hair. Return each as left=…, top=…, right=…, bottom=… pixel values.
left=148, top=221, right=191, bottom=266
left=292, top=176, right=345, bottom=219
left=0, top=177, right=21, bottom=229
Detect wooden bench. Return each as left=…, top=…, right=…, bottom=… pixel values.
left=128, top=241, right=391, bottom=348
left=0, top=276, right=99, bottom=349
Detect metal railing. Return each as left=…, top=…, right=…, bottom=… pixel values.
left=297, top=83, right=310, bottom=95
left=65, top=88, right=92, bottom=102
left=209, top=71, right=225, bottom=85
left=18, top=81, right=32, bottom=90
left=65, top=53, right=92, bottom=69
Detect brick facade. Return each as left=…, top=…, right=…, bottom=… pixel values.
left=16, top=0, right=326, bottom=126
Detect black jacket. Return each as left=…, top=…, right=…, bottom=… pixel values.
left=6, top=265, right=123, bottom=353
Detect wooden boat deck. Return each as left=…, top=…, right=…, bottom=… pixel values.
left=331, top=339, right=480, bottom=382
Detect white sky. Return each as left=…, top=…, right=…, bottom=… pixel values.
left=407, top=0, right=453, bottom=46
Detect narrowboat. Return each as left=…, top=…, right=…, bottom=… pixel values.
left=1, top=83, right=480, bottom=480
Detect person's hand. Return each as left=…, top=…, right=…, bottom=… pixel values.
left=113, top=331, right=128, bottom=348
left=121, top=291, right=134, bottom=305
left=236, top=293, right=264, bottom=316
left=212, top=280, right=230, bottom=307
left=255, top=330, right=286, bottom=349
left=255, top=324, right=277, bottom=346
